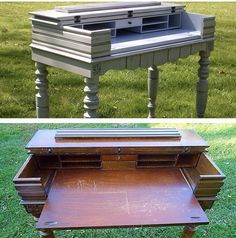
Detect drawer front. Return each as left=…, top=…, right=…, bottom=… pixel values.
left=116, top=18, right=142, bottom=28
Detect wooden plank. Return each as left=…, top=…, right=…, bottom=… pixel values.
left=126, top=55, right=140, bottom=69
left=168, top=48, right=180, bottom=62
left=32, top=33, right=111, bottom=54
left=138, top=154, right=177, bottom=161
left=140, top=52, right=154, bottom=68
left=32, top=40, right=109, bottom=59
left=36, top=168, right=208, bottom=230
left=195, top=188, right=221, bottom=197
left=154, top=49, right=168, bottom=65
left=18, top=190, right=46, bottom=197
left=31, top=47, right=92, bottom=77
left=15, top=183, right=44, bottom=191
left=180, top=45, right=191, bottom=58
left=55, top=128, right=181, bottom=139
left=26, top=129, right=209, bottom=152
left=100, top=58, right=126, bottom=73
left=55, top=2, right=162, bottom=13
left=101, top=154, right=138, bottom=161
left=13, top=155, right=37, bottom=181
left=191, top=43, right=205, bottom=54
left=197, top=180, right=224, bottom=189
left=197, top=153, right=225, bottom=178
left=102, top=161, right=136, bottom=170
left=32, top=25, right=110, bottom=45
left=181, top=168, right=200, bottom=191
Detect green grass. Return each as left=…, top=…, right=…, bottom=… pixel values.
left=0, top=123, right=235, bottom=237
left=0, top=2, right=236, bottom=118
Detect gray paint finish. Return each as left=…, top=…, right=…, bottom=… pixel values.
left=30, top=2, right=215, bottom=118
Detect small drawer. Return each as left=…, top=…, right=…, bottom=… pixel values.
left=116, top=18, right=142, bottom=29
left=182, top=153, right=225, bottom=198
left=13, top=155, right=55, bottom=201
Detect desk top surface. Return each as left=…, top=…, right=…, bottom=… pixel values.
left=37, top=168, right=208, bottom=229
left=26, top=128, right=208, bottom=151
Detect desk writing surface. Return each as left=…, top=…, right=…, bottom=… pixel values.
left=111, top=30, right=201, bottom=54
left=37, top=168, right=208, bottom=229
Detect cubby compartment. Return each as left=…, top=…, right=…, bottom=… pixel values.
left=143, top=15, right=168, bottom=25
left=176, top=153, right=200, bottom=167
left=136, top=154, right=177, bottom=168
left=36, top=155, right=60, bottom=169
left=60, top=154, right=101, bottom=169
left=168, top=14, right=181, bottom=29
left=182, top=153, right=225, bottom=198
left=142, top=22, right=168, bottom=33
left=13, top=156, right=55, bottom=201
left=82, top=21, right=115, bottom=31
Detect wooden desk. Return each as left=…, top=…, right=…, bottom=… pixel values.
left=14, top=128, right=225, bottom=238
left=30, top=2, right=215, bottom=118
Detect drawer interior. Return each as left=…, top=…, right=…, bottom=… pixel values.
left=196, top=154, right=224, bottom=176
left=13, top=156, right=55, bottom=201
left=182, top=153, right=225, bottom=199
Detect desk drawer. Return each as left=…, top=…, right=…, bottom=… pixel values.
left=116, top=18, right=142, bottom=29
left=182, top=153, right=225, bottom=198
left=13, top=155, right=55, bottom=201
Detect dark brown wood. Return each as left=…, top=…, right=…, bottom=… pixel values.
left=39, top=229, right=55, bottom=238
left=26, top=129, right=209, bottom=155
left=36, top=168, right=208, bottom=230
left=182, top=225, right=197, bottom=238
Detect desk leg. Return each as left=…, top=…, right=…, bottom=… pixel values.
left=182, top=225, right=197, bottom=238
left=148, top=65, right=159, bottom=118
left=196, top=51, right=210, bottom=118
left=35, top=62, right=49, bottom=118
left=39, top=229, right=55, bottom=238
left=84, top=76, right=99, bottom=118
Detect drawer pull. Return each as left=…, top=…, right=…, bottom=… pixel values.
left=128, top=21, right=132, bottom=24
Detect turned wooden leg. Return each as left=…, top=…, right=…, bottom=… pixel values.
left=35, top=62, right=49, bottom=118
left=196, top=51, right=210, bottom=118
left=39, top=229, right=55, bottom=238
left=83, top=76, right=99, bottom=118
left=147, top=65, right=159, bottom=118
left=182, top=225, right=197, bottom=238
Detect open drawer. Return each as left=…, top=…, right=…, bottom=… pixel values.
left=182, top=153, right=225, bottom=198
left=13, top=155, right=55, bottom=201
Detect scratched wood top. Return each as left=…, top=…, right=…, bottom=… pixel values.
left=37, top=168, right=208, bottom=229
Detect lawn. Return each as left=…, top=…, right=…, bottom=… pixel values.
left=0, top=2, right=236, bottom=118
left=0, top=123, right=235, bottom=237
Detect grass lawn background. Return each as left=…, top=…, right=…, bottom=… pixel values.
left=0, top=2, right=236, bottom=118
left=0, top=123, right=235, bottom=237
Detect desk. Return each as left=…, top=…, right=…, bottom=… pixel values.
left=30, top=2, right=215, bottom=118
left=14, top=128, right=225, bottom=237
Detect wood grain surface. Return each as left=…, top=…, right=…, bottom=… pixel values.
left=36, top=168, right=208, bottom=230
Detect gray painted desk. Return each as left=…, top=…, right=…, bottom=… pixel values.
left=31, top=2, right=215, bottom=118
